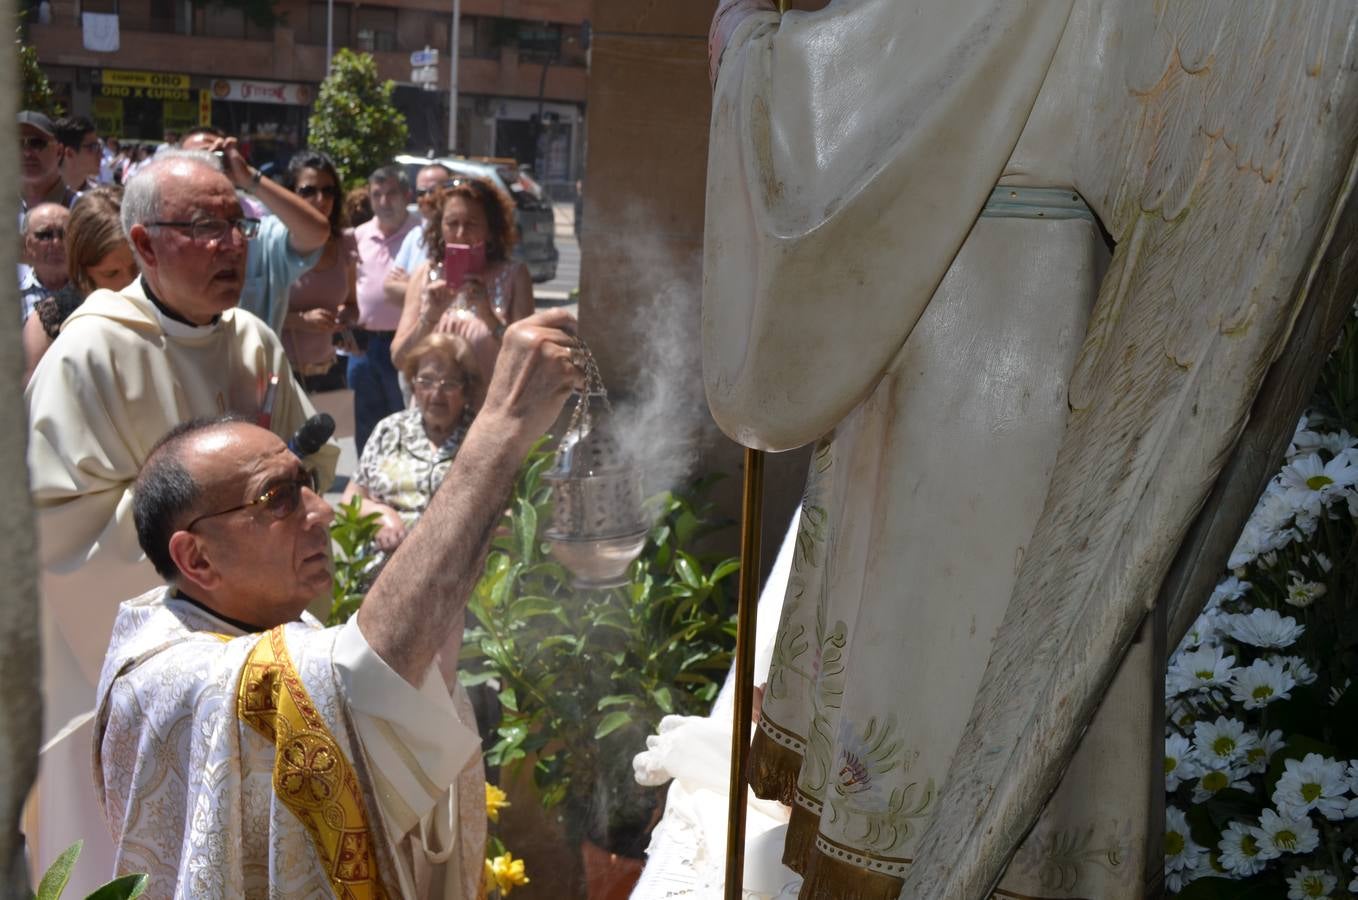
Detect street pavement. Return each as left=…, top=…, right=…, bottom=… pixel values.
left=537, top=201, right=580, bottom=306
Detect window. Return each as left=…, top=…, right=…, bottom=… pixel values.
left=305, top=0, right=348, bottom=47
left=201, top=2, right=244, bottom=38
left=147, top=0, right=187, bottom=34
left=354, top=6, right=396, bottom=52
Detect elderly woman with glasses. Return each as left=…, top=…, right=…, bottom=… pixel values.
left=340, top=332, right=483, bottom=552
left=391, top=177, right=534, bottom=382
left=279, top=151, right=357, bottom=392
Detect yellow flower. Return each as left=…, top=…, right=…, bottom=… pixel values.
left=489, top=852, right=529, bottom=894
left=485, top=782, right=510, bottom=823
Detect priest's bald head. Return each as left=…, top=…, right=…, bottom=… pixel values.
left=133, top=416, right=333, bottom=629
left=120, top=151, right=257, bottom=326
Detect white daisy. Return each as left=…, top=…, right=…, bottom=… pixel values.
left=1223, top=608, right=1305, bottom=649
left=1331, top=679, right=1351, bottom=707
left=1217, top=820, right=1272, bottom=876
left=1273, top=753, right=1349, bottom=821
left=1286, top=866, right=1337, bottom=899
left=1193, top=763, right=1254, bottom=804
left=1165, top=733, right=1202, bottom=791
left=1193, top=717, right=1257, bottom=767
left=1345, top=762, right=1358, bottom=819
left=1164, top=805, right=1203, bottom=884
left=1322, top=430, right=1358, bottom=455
left=1230, top=488, right=1297, bottom=568
left=1285, top=574, right=1327, bottom=608
left=1211, top=575, right=1251, bottom=605
left=1168, top=645, right=1238, bottom=697
left=1279, top=452, right=1358, bottom=518
left=1243, top=729, right=1286, bottom=774
left=1310, top=551, right=1334, bottom=573
left=1276, top=655, right=1319, bottom=686
left=1289, top=415, right=1323, bottom=459
left=1257, top=808, right=1320, bottom=855
left=1230, top=658, right=1297, bottom=709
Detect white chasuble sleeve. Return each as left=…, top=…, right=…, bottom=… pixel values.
left=333, top=618, right=481, bottom=895
left=703, top=0, right=1074, bottom=450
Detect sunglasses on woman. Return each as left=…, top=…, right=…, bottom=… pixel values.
left=296, top=185, right=339, bottom=199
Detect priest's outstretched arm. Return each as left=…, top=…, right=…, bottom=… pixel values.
left=357, top=308, right=583, bottom=686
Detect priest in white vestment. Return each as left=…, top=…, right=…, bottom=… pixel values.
left=94, top=308, right=582, bottom=898
left=24, top=150, right=338, bottom=893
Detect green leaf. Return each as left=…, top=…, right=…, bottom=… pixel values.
left=674, top=552, right=702, bottom=589
left=458, top=669, right=500, bottom=687
left=596, top=694, right=634, bottom=711
left=651, top=686, right=674, bottom=714
left=500, top=687, right=519, bottom=712
left=36, top=841, right=82, bottom=900
left=709, top=558, right=741, bottom=584
left=594, top=711, right=632, bottom=739
left=84, top=874, right=149, bottom=900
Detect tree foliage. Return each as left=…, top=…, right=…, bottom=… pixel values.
left=18, top=29, right=62, bottom=116
left=307, top=49, right=408, bottom=188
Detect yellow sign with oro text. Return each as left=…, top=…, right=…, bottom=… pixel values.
left=101, top=69, right=190, bottom=89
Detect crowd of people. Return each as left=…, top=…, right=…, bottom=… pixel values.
left=16, top=106, right=572, bottom=898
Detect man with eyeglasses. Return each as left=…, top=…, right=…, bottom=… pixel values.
left=180, top=126, right=330, bottom=334
left=23, top=148, right=338, bottom=895
left=351, top=165, right=420, bottom=457
left=53, top=115, right=103, bottom=192
left=18, top=111, right=79, bottom=214
left=383, top=162, right=455, bottom=307
left=18, top=203, right=70, bottom=321
left=93, top=309, right=580, bottom=897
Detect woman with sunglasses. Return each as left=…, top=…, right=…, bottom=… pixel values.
left=391, top=178, right=534, bottom=382
left=279, top=151, right=357, bottom=392
left=340, top=332, right=483, bottom=553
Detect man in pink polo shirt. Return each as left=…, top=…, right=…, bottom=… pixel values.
left=350, top=165, right=418, bottom=455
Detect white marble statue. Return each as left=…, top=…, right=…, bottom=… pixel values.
left=703, top=2, right=1358, bottom=898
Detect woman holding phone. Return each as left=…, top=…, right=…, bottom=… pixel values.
left=391, top=177, right=534, bottom=388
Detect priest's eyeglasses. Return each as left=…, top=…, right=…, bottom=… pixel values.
left=147, top=217, right=262, bottom=244
left=185, top=469, right=319, bottom=531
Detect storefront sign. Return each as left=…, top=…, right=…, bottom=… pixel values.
left=101, top=68, right=189, bottom=89
left=199, top=89, right=212, bottom=126
left=98, top=84, right=191, bottom=102
left=210, top=79, right=313, bottom=106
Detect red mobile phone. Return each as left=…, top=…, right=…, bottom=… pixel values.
left=443, top=242, right=487, bottom=286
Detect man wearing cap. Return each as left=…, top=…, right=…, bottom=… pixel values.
left=24, top=148, right=337, bottom=894
left=19, top=111, right=79, bottom=213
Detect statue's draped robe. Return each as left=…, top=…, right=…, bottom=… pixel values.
left=706, top=2, right=1154, bottom=896
left=708, top=0, right=1358, bottom=896
left=23, top=283, right=338, bottom=893
left=94, top=588, right=487, bottom=900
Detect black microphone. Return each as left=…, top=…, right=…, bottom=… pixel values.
left=288, top=413, right=335, bottom=458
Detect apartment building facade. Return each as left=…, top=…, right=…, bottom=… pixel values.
left=27, top=0, right=589, bottom=189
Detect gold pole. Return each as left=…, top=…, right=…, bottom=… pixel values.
left=724, top=447, right=765, bottom=899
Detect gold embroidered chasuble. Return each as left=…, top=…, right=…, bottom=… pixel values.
left=94, top=588, right=485, bottom=899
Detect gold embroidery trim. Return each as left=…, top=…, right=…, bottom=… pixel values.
left=238, top=627, right=388, bottom=900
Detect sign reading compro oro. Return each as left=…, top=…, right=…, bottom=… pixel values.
left=210, top=79, right=314, bottom=105
left=101, top=68, right=190, bottom=89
